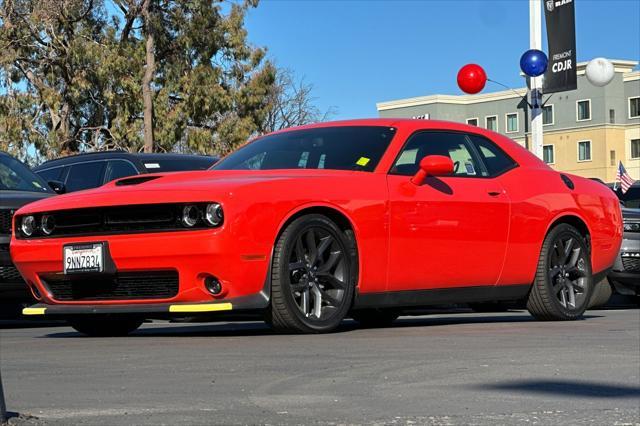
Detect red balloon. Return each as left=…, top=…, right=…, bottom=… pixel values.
left=457, top=64, right=487, bottom=94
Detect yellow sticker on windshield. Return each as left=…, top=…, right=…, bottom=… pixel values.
left=356, top=157, right=370, bottom=167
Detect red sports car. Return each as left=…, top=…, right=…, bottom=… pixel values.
left=11, top=119, right=622, bottom=335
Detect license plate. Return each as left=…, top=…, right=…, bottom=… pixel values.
left=63, top=243, right=104, bottom=274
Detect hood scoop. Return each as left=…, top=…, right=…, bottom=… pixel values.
left=115, top=175, right=162, bottom=186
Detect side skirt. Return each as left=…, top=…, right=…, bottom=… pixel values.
left=353, top=284, right=531, bottom=309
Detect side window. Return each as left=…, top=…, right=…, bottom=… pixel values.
left=65, top=162, right=106, bottom=192
left=391, top=131, right=485, bottom=177
left=106, top=160, right=139, bottom=183
left=468, top=135, right=517, bottom=176
left=37, top=167, right=63, bottom=182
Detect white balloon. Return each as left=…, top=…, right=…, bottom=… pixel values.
left=585, top=57, right=615, bottom=87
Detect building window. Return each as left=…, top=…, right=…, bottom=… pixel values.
left=610, top=150, right=616, bottom=166
left=632, top=139, right=640, bottom=159
left=542, top=105, right=554, bottom=125
left=466, top=118, right=479, bottom=126
left=543, top=145, right=554, bottom=164
left=412, top=113, right=430, bottom=120
left=578, top=140, right=591, bottom=162
left=485, top=115, right=498, bottom=131
left=630, top=97, right=640, bottom=119
left=506, top=113, right=518, bottom=133
left=609, top=109, right=616, bottom=124
left=577, top=99, right=591, bottom=121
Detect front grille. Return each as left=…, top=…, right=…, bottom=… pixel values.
left=0, top=266, right=23, bottom=283
left=42, top=271, right=179, bottom=301
left=15, top=203, right=218, bottom=239
left=621, top=257, right=640, bottom=273
left=0, top=209, right=13, bottom=234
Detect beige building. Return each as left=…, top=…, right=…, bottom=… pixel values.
left=377, top=60, right=640, bottom=182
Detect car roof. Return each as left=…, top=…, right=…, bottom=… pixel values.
left=33, top=151, right=218, bottom=170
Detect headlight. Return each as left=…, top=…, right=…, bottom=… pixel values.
left=623, top=222, right=640, bottom=232
left=181, top=205, right=200, bottom=227
left=204, top=203, right=223, bottom=227
left=41, top=215, right=55, bottom=235
left=21, top=216, right=36, bottom=237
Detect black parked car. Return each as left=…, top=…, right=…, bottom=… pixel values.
left=1, top=152, right=54, bottom=313
left=33, top=151, right=219, bottom=193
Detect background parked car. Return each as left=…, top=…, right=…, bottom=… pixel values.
left=608, top=183, right=640, bottom=304
left=33, top=151, right=219, bottom=193
left=1, top=152, right=55, bottom=316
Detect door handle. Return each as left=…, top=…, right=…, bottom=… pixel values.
left=487, top=190, right=503, bottom=196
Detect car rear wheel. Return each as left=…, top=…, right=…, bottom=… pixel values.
left=68, top=316, right=143, bottom=337
left=351, top=309, right=400, bottom=328
left=267, top=214, right=356, bottom=333
left=527, top=224, right=593, bottom=320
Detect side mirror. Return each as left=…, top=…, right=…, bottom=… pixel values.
left=48, top=180, right=66, bottom=194
left=411, top=155, right=454, bottom=186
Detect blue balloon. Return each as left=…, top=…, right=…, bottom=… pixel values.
left=520, top=49, right=548, bottom=77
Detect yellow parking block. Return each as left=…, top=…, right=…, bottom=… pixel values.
left=169, top=303, right=232, bottom=313
left=23, top=307, right=47, bottom=315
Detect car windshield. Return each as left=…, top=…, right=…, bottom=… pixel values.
left=0, top=155, right=52, bottom=193
left=213, top=126, right=396, bottom=172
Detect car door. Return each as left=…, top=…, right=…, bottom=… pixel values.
left=386, top=130, right=511, bottom=291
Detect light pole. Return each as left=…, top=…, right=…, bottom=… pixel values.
left=529, top=0, right=544, bottom=160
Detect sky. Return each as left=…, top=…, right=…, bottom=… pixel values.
left=244, top=0, right=640, bottom=120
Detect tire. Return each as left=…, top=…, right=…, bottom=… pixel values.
left=468, top=302, right=509, bottom=313
left=351, top=309, right=400, bottom=328
left=527, top=224, right=593, bottom=321
left=267, top=214, right=356, bottom=333
left=587, top=278, right=613, bottom=309
left=68, top=316, right=143, bottom=337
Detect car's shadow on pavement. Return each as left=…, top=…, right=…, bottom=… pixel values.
left=39, top=312, right=604, bottom=338
left=476, top=379, right=640, bottom=398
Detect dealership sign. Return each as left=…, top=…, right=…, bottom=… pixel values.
left=543, top=0, right=577, bottom=93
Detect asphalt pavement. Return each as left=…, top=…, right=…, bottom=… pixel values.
left=0, top=309, right=639, bottom=425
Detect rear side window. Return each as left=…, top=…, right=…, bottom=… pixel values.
left=37, top=167, right=63, bottom=182
left=468, top=134, right=517, bottom=176
left=106, top=160, right=139, bottom=182
left=391, top=131, right=485, bottom=177
left=65, top=162, right=106, bottom=192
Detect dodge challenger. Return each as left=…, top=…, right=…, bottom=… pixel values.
left=11, top=119, right=622, bottom=335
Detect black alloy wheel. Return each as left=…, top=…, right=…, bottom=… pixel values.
left=527, top=224, right=593, bottom=320
left=268, top=214, right=356, bottom=333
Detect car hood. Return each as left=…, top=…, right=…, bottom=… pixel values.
left=0, top=190, right=53, bottom=210
left=14, top=169, right=356, bottom=214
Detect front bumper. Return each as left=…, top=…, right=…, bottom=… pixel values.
left=608, top=232, right=640, bottom=293
left=22, top=292, right=268, bottom=317
left=1, top=235, right=31, bottom=301
left=11, top=229, right=272, bottom=308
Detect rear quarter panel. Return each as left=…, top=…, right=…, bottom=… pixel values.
left=497, top=168, right=622, bottom=286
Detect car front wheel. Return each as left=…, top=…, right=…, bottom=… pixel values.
left=267, top=214, right=356, bottom=333
left=527, top=224, right=593, bottom=320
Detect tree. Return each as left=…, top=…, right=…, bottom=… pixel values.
left=0, top=0, right=276, bottom=159
left=0, top=0, right=116, bottom=159
left=110, top=0, right=276, bottom=155
left=260, top=67, right=336, bottom=134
